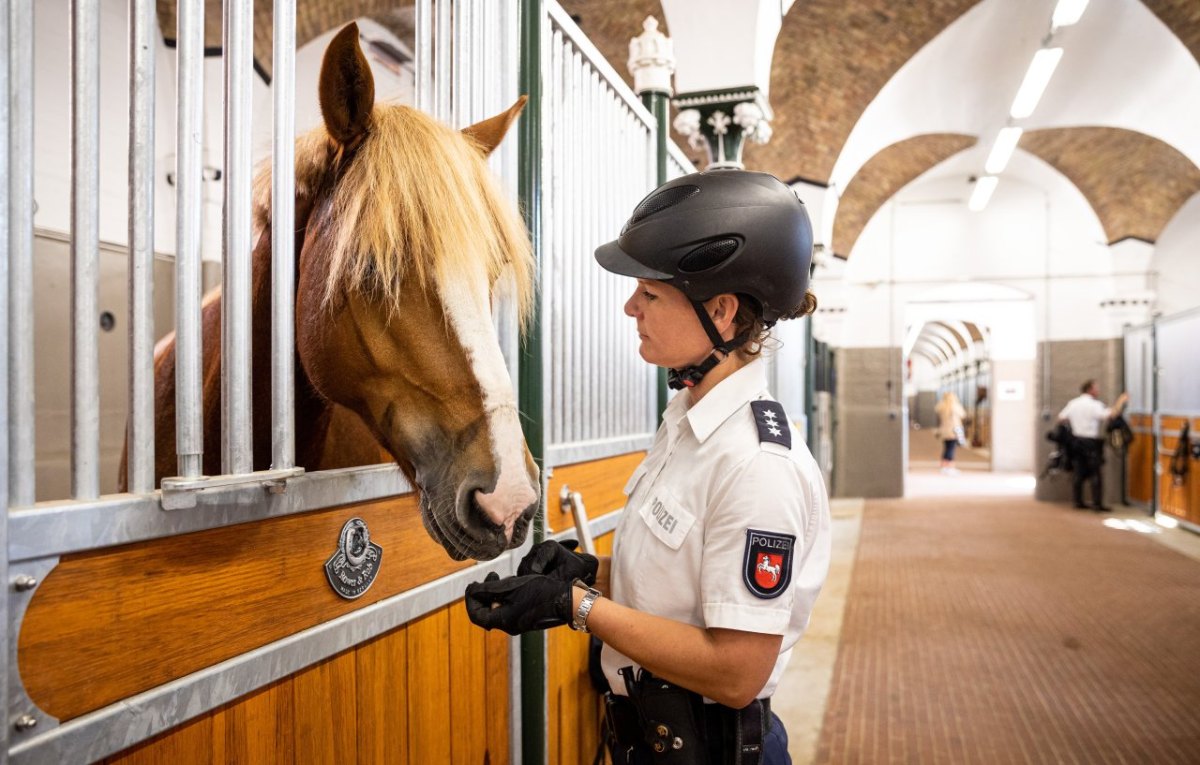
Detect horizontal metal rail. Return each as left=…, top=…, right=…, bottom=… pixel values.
left=7, top=549, right=523, bottom=765
left=546, top=435, right=655, bottom=469
left=9, top=464, right=411, bottom=562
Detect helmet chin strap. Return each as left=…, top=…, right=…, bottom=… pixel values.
left=667, top=301, right=751, bottom=390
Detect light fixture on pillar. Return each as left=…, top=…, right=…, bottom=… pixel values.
left=672, top=88, right=774, bottom=169
left=1010, top=47, right=1063, bottom=119
left=968, top=176, right=999, bottom=212
left=984, top=126, right=1024, bottom=175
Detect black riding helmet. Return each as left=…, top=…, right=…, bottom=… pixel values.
left=594, top=169, right=814, bottom=389
left=594, top=169, right=814, bottom=324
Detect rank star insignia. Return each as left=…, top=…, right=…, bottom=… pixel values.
left=750, top=401, right=791, bottom=449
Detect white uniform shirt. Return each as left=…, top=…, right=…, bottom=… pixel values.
left=601, top=359, right=832, bottom=700
left=1058, top=393, right=1111, bottom=438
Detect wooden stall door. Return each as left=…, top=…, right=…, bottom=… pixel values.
left=105, top=603, right=509, bottom=765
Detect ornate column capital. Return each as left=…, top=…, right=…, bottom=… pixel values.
left=628, top=17, right=676, bottom=96
left=672, top=87, right=774, bottom=169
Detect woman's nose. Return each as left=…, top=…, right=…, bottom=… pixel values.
left=624, top=293, right=638, bottom=317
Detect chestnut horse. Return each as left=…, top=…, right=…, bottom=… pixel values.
left=125, top=24, right=539, bottom=561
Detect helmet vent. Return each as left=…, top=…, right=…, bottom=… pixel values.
left=679, top=238, right=740, bottom=273
left=629, top=185, right=700, bottom=225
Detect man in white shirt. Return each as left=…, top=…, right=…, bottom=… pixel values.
left=1058, top=379, right=1129, bottom=511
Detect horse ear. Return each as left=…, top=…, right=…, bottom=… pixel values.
left=461, top=95, right=528, bottom=156
left=319, top=23, right=376, bottom=147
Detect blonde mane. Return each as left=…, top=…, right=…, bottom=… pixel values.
left=253, top=105, right=534, bottom=328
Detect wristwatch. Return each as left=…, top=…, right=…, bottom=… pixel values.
left=570, top=579, right=602, bottom=633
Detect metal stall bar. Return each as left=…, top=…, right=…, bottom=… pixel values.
left=1, top=0, right=13, bottom=757
left=542, top=4, right=658, bottom=468
left=272, top=0, right=297, bottom=471
left=453, top=0, right=471, bottom=126
left=222, top=0, right=254, bottom=475
left=70, top=0, right=101, bottom=500
left=8, top=0, right=34, bottom=507
left=127, top=0, right=157, bottom=494
left=175, top=0, right=205, bottom=479
left=518, top=0, right=546, bottom=760
left=415, top=0, right=432, bottom=114
left=435, top=0, right=452, bottom=123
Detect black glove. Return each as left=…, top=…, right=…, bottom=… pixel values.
left=464, top=572, right=573, bottom=635
left=517, top=539, right=599, bottom=586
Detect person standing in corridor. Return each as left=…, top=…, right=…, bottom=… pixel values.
left=935, top=391, right=967, bottom=474
left=1058, top=379, right=1129, bottom=511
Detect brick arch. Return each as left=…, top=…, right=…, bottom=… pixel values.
left=832, top=133, right=977, bottom=259
left=1141, top=0, right=1200, bottom=67
left=748, top=0, right=982, bottom=184
left=1019, top=127, right=1200, bottom=245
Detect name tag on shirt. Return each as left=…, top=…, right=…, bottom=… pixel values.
left=640, top=492, right=695, bottom=550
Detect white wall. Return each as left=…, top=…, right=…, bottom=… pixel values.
left=1153, top=193, right=1200, bottom=316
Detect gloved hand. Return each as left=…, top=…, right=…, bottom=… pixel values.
left=464, top=572, right=574, bottom=635
left=517, top=539, right=599, bottom=586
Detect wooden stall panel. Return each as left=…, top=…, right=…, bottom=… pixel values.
left=19, top=493, right=477, bottom=720
left=1127, top=429, right=1154, bottom=505
left=546, top=452, right=644, bottom=533
left=108, top=600, right=508, bottom=765
left=549, top=532, right=615, bottom=765
left=1158, top=417, right=1198, bottom=523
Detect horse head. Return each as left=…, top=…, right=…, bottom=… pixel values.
left=288, top=24, right=538, bottom=561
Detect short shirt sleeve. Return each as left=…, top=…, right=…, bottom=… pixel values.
left=700, top=450, right=808, bottom=636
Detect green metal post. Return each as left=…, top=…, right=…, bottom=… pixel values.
left=517, top=0, right=546, bottom=762
left=805, top=315, right=816, bottom=448
left=642, top=91, right=670, bottom=422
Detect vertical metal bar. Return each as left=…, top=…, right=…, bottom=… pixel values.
left=569, top=49, right=583, bottom=448
left=0, top=0, right=10, bottom=749
left=435, top=0, right=452, bottom=122
left=472, top=0, right=485, bottom=123
left=127, top=0, right=156, bottom=493
left=518, top=1, right=546, bottom=758
left=70, top=0, right=101, bottom=500
left=272, top=0, right=296, bottom=471
left=9, top=0, right=34, bottom=506
left=222, top=0, right=254, bottom=475
left=415, top=0, right=432, bottom=113
left=176, top=0, right=205, bottom=478
left=453, top=0, right=470, bottom=125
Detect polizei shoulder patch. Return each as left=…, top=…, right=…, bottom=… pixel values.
left=750, top=400, right=791, bottom=449
left=742, top=529, right=796, bottom=599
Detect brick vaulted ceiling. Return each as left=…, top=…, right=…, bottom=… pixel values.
left=1019, top=128, right=1200, bottom=245
left=832, top=134, right=978, bottom=259
left=156, top=2, right=1200, bottom=249
left=747, top=0, right=982, bottom=185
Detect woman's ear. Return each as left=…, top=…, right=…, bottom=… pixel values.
left=708, top=294, right=741, bottom=333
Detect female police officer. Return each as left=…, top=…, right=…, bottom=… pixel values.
left=466, top=169, right=832, bottom=765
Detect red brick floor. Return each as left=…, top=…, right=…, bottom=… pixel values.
left=816, top=495, right=1200, bottom=764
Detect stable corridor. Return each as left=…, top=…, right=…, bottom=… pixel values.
left=780, top=487, right=1200, bottom=764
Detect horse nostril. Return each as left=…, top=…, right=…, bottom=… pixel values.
left=469, top=491, right=506, bottom=534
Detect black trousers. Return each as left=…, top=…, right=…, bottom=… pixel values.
left=1072, top=437, right=1104, bottom=507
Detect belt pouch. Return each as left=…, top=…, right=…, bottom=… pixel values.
left=621, top=669, right=709, bottom=765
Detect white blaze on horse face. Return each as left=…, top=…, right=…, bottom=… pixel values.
left=437, top=263, right=537, bottom=540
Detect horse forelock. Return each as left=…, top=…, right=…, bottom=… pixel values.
left=252, top=106, right=534, bottom=332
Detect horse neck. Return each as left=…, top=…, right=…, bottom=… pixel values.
left=248, top=206, right=332, bottom=471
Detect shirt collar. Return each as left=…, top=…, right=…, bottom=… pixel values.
left=671, top=358, right=769, bottom=444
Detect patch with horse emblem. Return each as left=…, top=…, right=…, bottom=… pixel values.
left=750, top=401, right=791, bottom=449
left=742, top=529, right=796, bottom=599
left=325, top=517, right=383, bottom=599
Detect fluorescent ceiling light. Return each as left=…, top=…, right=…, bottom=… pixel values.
left=984, top=127, right=1024, bottom=174
left=1052, top=0, right=1089, bottom=28
left=1010, top=47, right=1063, bottom=119
left=967, top=176, right=998, bottom=211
